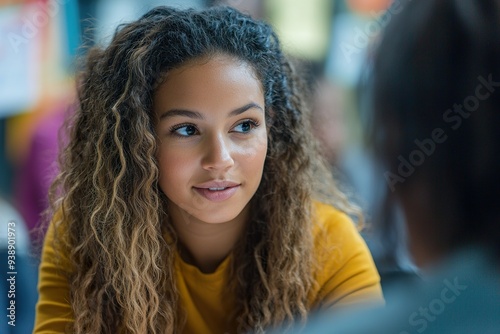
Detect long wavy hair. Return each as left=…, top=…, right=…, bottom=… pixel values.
left=48, top=6, right=358, bottom=333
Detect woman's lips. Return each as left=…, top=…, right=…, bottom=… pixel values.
left=194, top=186, right=240, bottom=202
left=193, top=181, right=240, bottom=202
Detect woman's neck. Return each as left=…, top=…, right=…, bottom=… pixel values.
left=167, top=204, right=249, bottom=274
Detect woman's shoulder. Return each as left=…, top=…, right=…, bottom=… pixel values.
left=310, top=200, right=368, bottom=265
left=311, top=201, right=359, bottom=236
left=44, top=209, right=67, bottom=243
left=40, top=209, right=73, bottom=270
left=308, top=201, right=383, bottom=308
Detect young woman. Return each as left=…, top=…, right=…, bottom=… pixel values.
left=34, top=6, right=382, bottom=334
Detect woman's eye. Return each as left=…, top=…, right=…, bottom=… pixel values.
left=233, top=120, right=258, bottom=133
left=172, top=125, right=197, bottom=137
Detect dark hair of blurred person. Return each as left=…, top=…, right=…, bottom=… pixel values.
left=286, top=0, right=500, bottom=333
left=370, top=0, right=500, bottom=266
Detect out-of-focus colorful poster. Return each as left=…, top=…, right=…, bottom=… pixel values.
left=0, top=3, right=41, bottom=118
left=2, top=0, right=80, bottom=166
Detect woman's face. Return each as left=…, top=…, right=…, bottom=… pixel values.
left=154, top=54, right=268, bottom=225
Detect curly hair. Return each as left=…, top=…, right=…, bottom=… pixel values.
left=48, top=6, right=358, bottom=333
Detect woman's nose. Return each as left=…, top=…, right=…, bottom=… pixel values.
left=201, top=134, right=235, bottom=171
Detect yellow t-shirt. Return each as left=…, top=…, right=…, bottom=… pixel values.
left=34, top=202, right=382, bottom=333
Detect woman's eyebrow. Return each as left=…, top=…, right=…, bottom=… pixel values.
left=228, top=102, right=264, bottom=117
left=159, top=102, right=263, bottom=121
left=159, top=109, right=203, bottom=120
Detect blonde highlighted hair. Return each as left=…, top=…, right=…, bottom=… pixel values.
left=47, top=6, right=359, bottom=333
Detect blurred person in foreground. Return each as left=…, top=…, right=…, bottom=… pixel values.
left=291, top=0, right=500, bottom=332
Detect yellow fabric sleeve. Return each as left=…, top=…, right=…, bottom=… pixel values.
left=310, top=202, right=384, bottom=310
left=34, top=214, right=74, bottom=333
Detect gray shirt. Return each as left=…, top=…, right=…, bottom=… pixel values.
left=297, top=246, right=500, bottom=334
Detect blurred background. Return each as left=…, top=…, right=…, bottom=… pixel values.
left=0, top=0, right=415, bottom=332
